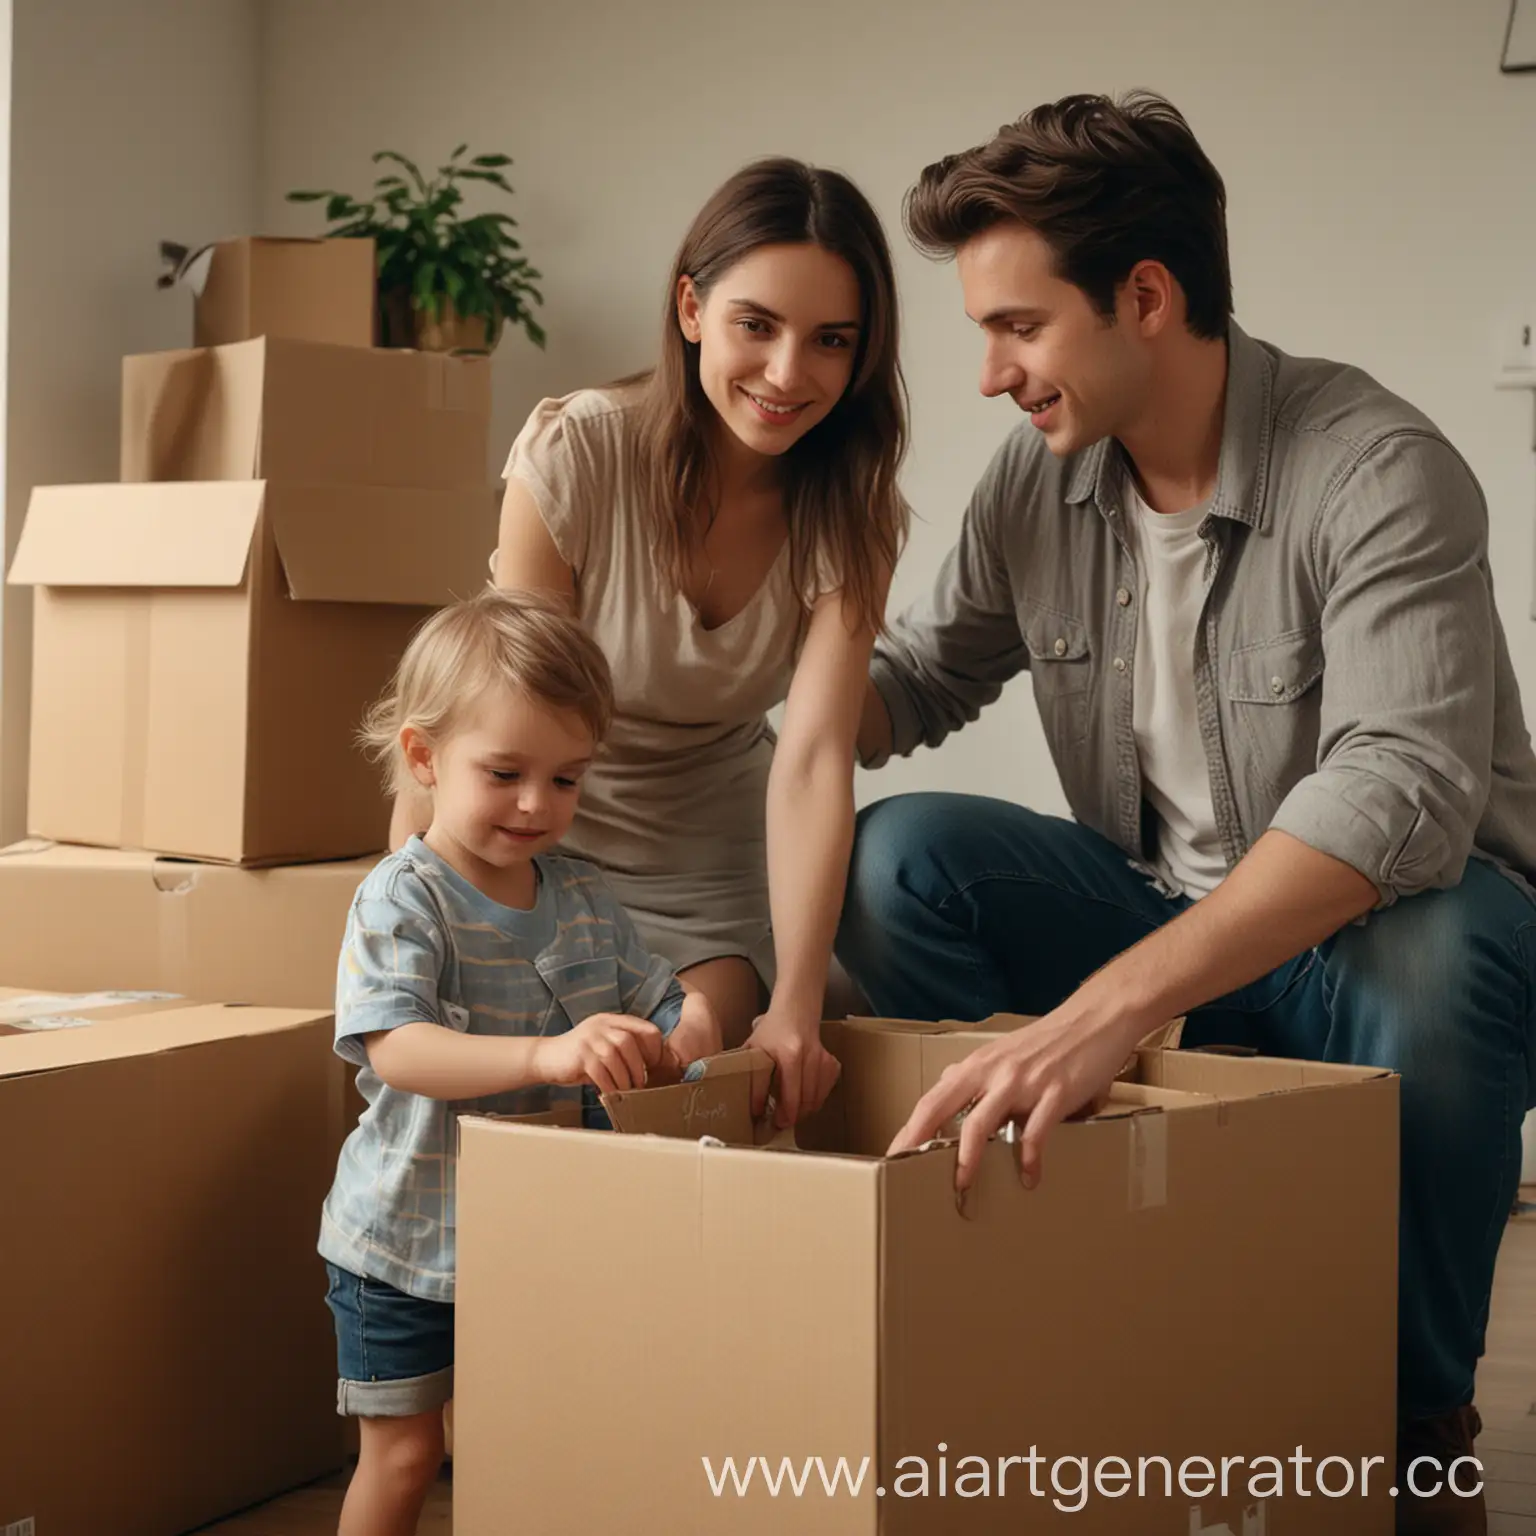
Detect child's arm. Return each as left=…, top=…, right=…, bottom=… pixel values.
left=365, top=1014, right=665, bottom=1101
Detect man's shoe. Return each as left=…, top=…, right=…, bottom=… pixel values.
left=1395, top=1405, right=1486, bottom=1535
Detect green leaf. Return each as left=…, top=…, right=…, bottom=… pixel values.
left=458, top=168, right=515, bottom=194
left=452, top=142, right=468, bottom=159
left=373, top=149, right=428, bottom=196
left=471, top=153, right=513, bottom=167
left=286, top=188, right=330, bottom=202
left=524, top=315, right=548, bottom=348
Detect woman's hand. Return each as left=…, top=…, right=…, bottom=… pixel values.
left=744, top=1007, right=841, bottom=1128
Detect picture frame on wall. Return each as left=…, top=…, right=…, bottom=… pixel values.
left=1503, top=0, right=1536, bottom=71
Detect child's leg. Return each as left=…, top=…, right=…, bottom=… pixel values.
left=339, top=1410, right=445, bottom=1536
left=323, top=1262, right=454, bottom=1536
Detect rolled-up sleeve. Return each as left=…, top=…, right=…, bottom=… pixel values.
left=1269, top=431, right=1495, bottom=907
left=867, top=443, right=1029, bottom=766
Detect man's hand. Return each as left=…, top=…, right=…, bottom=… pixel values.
left=536, top=1014, right=664, bottom=1096
left=887, top=997, right=1149, bottom=1192
left=743, top=1007, right=842, bottom=1129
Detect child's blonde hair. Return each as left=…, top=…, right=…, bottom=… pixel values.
left=361, top=587, right=614, bottom=796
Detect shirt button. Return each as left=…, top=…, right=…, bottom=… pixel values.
left=1113, top=656, right=1127, bottom=673
left=1053, top=638, right=1067, bottom=657
left=1270, top=676, right=1285, bottom=695
left=1116, top=587, right=1132, bottom=607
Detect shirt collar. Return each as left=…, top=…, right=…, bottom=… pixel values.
left=1064, top=319, right=1274, bottom=531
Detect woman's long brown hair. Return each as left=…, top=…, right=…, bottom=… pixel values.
left=631, top=158, right=908, bottom=635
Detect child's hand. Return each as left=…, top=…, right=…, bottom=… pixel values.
left=536, top=1014, right=665, bottom=1095
left=661, top=991, right=724, bottom=1079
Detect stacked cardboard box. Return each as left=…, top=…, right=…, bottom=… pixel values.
left=9, top=332, right=495, bottom=866
left=0, top=242, right=493, bottom=1531
left=0, top=990, right=350, bottom=1536
left=2, top=238, right=497, bottom=987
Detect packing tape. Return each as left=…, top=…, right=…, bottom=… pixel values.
left=1128, top=1112, right=1168, bottom=1211
left=120, top=602, right=153, bottom=849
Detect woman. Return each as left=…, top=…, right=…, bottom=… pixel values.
left=398, top=158, right=907, bottom=1126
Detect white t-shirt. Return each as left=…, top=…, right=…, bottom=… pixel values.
left=1124, top=477, right=1227, bottom=899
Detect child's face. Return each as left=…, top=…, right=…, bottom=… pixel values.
left=406, top=686, right=593, bottom=872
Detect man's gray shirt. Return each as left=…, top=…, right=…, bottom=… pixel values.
left=870, top=322, right=1536, bottom=906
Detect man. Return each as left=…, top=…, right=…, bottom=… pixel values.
left=840, top=91, right=1536, bottom=1536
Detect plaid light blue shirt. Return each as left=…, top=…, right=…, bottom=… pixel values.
left=318, top=837, right=684, bottom=1301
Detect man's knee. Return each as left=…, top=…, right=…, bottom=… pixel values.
left=841, top=795, right=938, bottom=954
left=1325, top=864, right=1534, bottom=1094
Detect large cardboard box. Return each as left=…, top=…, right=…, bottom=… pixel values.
left=0, top=990, right=346, bottom=1536
left=122, top=337, right=491, bottom=488
left=8, top=478, right=494, bottom=864
left=0, top=840, right=375, bottom=1006
left=193, top=235, right=376, bottom=349
left=455, top=1017, right=1399, bottom=1534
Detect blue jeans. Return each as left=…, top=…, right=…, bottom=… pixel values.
left=836, top=793, right=1536, bottom=1421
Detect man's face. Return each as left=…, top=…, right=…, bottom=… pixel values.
left=956, top=222, right=1149, bottom=457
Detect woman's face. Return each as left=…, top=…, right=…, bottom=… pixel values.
left=677, top=242, right=862, bottom=462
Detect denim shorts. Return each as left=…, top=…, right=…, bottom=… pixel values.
left=324, top=1261, right=454, bottom=1417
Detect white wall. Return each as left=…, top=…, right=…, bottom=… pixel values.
left=0, top=0, right=262, bottom=839
left=258, top=0, right=1536, bottom=820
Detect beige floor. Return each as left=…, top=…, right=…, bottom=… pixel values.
left=201, top=1195, right=1536, bottom=1535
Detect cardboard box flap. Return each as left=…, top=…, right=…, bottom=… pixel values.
left=0, top=1000, right=330, bottom=1080
left=8, top=482, right=263, bottom=589
left=123, top=340, right=264, bottom=481
left=600, top=1047, right=775, bottom=1145
left=267, top=485, right=494, bottom=606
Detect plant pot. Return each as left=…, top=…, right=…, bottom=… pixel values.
left=378, top=284, right=415, bottom=348
left=414, top=298, right=495, bottom=355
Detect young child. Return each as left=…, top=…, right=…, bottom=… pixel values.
left=318, top=587, right=720, bottom=1536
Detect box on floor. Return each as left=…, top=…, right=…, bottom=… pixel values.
left=0, top=840, right=376, bottom=1008
left=179, top=235, right=376, bottom=349
left=454, top=1016, right=1400, bottom=1535
left=0, top=988, right=347, bottom=1536
left=122, top=337, right=491, bottom=488
left=7, top=476, right=494, bottom=864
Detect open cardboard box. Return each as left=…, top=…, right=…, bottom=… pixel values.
left=455, top=1014, right=1399, bottom=1534
left=8, top=477, right=494, bottom=863
left=0, top=988, right=349, bottom=1536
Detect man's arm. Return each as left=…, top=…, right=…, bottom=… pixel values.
left=1268, top=431, right=1495, bottom=907
left=863, top=443, right=1029, bottom=767
left=889, top=829, right=1376, bottom=1188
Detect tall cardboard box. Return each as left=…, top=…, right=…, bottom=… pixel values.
left=122, top=338, right=491, bottom=488
left=455, top=1018, right=1400, bottom=1534
left=7, top=478, right=494, bottom=864
left=0, top=840, right=376, bottom=1007
left=192, top=235, right=376, bottom=349
left=0, top=990, right=346, bottom=1536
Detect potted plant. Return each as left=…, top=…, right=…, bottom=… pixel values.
left=288, top=145, right=545, bottom=354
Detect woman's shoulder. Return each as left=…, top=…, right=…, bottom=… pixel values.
left=509, top=381, right=647, bottom=467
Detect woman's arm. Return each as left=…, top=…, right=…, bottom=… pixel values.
left=493, top=478, right=576, bottom=599
left=751, top=584, right=885, bottom=1125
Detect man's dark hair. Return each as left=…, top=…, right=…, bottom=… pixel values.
left=904, top=91, right=1232, bottom=340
